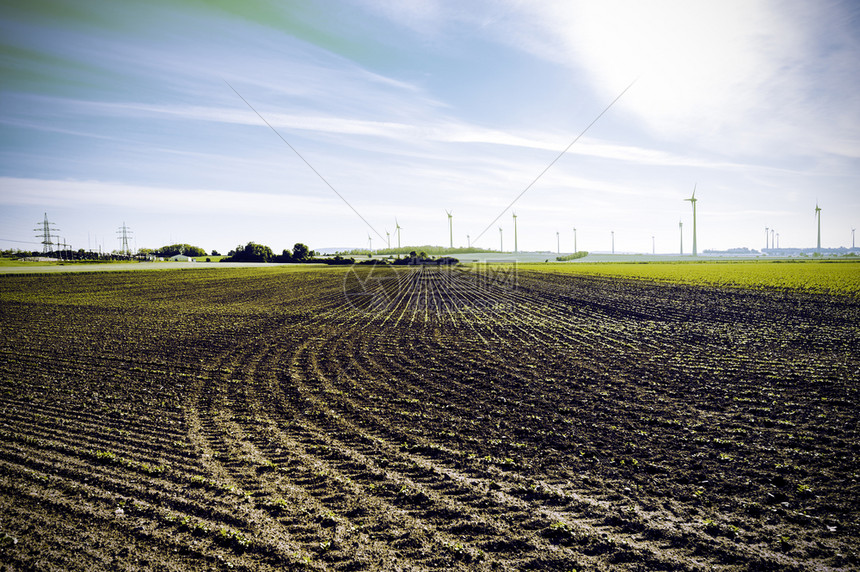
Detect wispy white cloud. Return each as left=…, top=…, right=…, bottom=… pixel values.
left=0, top=177, right=341, bottom=216
left=506, top=1, right=860, bottom=158
left=19, top=91, right=791, bottom=177
left=363, top=0, right=860, bottom=162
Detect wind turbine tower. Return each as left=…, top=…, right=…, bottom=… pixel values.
left=385, top=230, right=390, bottom=249
left=684, top=185, right=698, bottom=256
left=395, top=218, right=402, bottom=249
left=512, top=212, right=518, bottom=253
left=852, top=227, right=856, bottom=249
left=368, top=234, right=372, bottom=253
left=679, top=220, right=683, bottom=255
left=652, top=235, right=655, bottom=255
left=499, top=227, right=503, bottom=252
left=611, top=231, right=615, bottom=254
left=556, top=231, right=560, bottom=254
left=573, top=227, right=577, bottom=253
left=765, top=227, right=769, bottom=250
left=815, top=203, right=821, bottom=250
left=446, top=210, right=453, bottom=249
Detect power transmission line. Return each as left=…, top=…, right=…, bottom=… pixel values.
left=1, top=238, right=41, bottom=244
left=473, top=79, right=637, bottom=244
left=225, top=80, right=386, bottom=244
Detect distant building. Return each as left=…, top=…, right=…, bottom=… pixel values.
left=169, top=254, right=195, bottom=262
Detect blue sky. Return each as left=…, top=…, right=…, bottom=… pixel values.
left=1, top=0, right=859, bottom=254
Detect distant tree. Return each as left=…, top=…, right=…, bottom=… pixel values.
left=224, top=242, right=273, bottom=262
left=155, top=243, right=206, bottom=257
left=291, top=243, right=311, bottom=262
left=273, top=248, right=292, bottom=263
left=211, top=250, right=220, bottom=256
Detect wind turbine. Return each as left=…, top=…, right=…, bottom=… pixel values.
left=499, top=227, right=503, bottom=252
left=765, top=227, right=769, bottom=250
left=512, top=212, right=518, bottom=253
left=573, top=227, right=577, bottom=253
left=815, top=202, right=821, bottom=250
left=467, top=234, right=470, bottom=248
left=446, top=209, right=453, bottom=249
left=771, top=229, right=775, bottom=249
left=395, top=218, right=402, bottom=249
left=556, top=231, right=560, bottom=254
left=385, top=229, right=390, bottom=249
left=852, top=227, right=856, bottom=249
left=652, top=235, right=655, bottom=255
left=679, top=220, right=683, bottom=255
left=368, top=234, right=372, bottom=253
left=611, top=230, right=615, bottom=254
left=776, top=232, right=780, bottom=249
left=684, top=184, right=698, bottom=256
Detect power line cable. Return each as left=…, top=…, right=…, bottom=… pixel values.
left=225, top=80, right=386, bottom=244
left=472, top=79, right=637, bottom=244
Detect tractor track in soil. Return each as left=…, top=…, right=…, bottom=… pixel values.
left=0, top=265, right=857, bottom=571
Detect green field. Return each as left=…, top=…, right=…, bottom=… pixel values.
left=516, top=259, right=860, bottom=295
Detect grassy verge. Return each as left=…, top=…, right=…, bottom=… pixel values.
left=0, top=259, right=52, bottom=267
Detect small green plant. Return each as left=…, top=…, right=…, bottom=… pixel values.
left=703, top=518, right=720, bottom=535
left=94, top=450, right=117, bottom=464
left=188, top=475, right=207, bottom=488
left=216, top=527, right=251, bottom=552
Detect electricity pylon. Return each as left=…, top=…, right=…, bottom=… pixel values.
left=34, top=213, right=59, bottom=254
left=117, top=222, right=133, bottom=257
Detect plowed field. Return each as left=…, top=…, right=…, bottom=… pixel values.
left=1, top=265, right=857, bottom=571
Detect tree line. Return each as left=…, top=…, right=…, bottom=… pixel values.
left=222, top=243, right=458, bottom=266
left=222, top=242, right=315, bottom=263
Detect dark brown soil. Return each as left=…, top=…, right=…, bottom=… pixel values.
left=0, top=265, right=857, bottom=571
